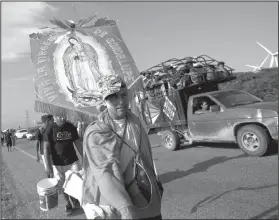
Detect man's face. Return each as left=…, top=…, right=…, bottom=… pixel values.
left=201, top=102, right=209, bottom=110
left=50, top=117, right=54, bottom=123
left=43, top=117, right=54, bottom=127
left=54, top=115, right=67, bottom=126
left=105, top=87, right=129, bottom=120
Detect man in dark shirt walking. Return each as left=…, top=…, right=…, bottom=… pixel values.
left=43, top=113, right=83, bottom=216
left=36, top=115, right=54, bottom=176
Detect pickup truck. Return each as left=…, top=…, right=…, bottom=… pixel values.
left=139, top=55, right=278, bottom=157
left=158, top=89, right=278, bottom=157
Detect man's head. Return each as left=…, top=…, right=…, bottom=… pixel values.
left=41, top=114, right=54, bottom=127
left=98, top=74, right=129, bottom=120
left=200, top=100, right=209, bottom=110
left=53, top=114, right=67, bottom=126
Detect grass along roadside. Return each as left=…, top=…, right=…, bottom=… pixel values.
left=1, top=161, right=18, bottom=219
left=219, top=67, right=278, bottom=102
left=1, top=158, right=36, bottom=219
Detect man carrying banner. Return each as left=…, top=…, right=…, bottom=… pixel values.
left=82, top=75, right=163, bottom=219
left=43, top=113, right=83, bottom=216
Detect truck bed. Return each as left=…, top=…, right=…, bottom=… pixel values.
left=143, top=75, right=237, bottom=132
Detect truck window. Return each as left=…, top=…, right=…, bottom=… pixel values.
left=193, top=96, right=221, bottom=114
left=211, top=90, right=262, bottom=108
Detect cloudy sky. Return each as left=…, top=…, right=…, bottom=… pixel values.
left=1, top=1, right=278, bottom=129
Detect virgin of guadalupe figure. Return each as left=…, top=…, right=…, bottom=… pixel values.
left=63, top=36, right=104, bottom=104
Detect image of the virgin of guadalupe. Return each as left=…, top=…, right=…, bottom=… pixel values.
left=63, top=36, right=103, bottom=106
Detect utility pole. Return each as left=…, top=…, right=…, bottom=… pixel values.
left=25, top=110, right=29, bottom=129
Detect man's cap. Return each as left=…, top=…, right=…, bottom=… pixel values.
left=97, top=74, right=126, bottom=100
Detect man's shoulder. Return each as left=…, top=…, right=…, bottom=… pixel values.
left=84, top=121, right=119, bottom=150
left=127, top=110, right=142, bottom=125
left=85, top=120, right=111, bottom=136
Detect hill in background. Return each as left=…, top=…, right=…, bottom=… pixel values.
left=219, top=67, right=278, bottom=102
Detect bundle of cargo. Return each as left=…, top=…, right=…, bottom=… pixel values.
left=140, top=55, right=235, bottom=97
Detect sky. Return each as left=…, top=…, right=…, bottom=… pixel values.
left=1, top=1, right=278, bottom=129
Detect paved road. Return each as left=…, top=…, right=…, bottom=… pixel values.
left=2, top=137, right=278, bottom=219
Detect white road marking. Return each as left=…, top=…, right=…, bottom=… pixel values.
left=15, top=143, right=161, bottom=167
left=14, top=146, right=44, bottom=166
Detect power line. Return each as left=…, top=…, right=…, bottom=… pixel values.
left=25, top=110, right=29, bottom=129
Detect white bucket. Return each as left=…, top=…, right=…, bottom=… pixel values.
left=37, top=178, right=58, bottom=211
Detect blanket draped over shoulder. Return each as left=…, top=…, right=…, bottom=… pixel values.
left=82, top=109, right=162, bottom=218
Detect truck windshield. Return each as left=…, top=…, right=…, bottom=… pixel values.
left=211, top=90, right=262, bottom=108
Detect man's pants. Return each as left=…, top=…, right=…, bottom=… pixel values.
left=52, top=161, right=81, bottom=193
left=41, top=154, right=47, bottom=170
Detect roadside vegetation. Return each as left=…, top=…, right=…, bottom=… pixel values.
left=219, top=67, right=278, bottom=101
left=1, top=161, right=17, bottom=219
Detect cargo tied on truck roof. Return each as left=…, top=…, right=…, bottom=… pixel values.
left=141, top=55, right=235, bottom=90
left=135, top=55, right=278, bottom=157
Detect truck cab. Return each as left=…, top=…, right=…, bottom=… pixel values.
left=186, top=89, right=278, bottom=156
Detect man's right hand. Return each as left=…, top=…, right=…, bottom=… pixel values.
left=46, top=167, right=53, bottom=178
left=36, top=156, right=40, bottom=163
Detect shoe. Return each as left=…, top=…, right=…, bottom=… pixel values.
left=65, top=204, right=74, bottom=216
left=71, top=198, right=81, bottom=209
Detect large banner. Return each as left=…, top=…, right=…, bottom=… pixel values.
left=29, top=16, right=143, bottom=124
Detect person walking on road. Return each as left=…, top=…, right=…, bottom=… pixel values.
left=11, top=130, right=16, bottom=151
left=82, top=75, right=163, bottom=219
left=5, top=130, right=12, bottom=152
left=1, top=132, right=5, bottom=146
left=43, top=113, right=83, bottom=216
left=36, top=115, right=54, bottom=175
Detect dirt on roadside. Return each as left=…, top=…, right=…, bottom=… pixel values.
left=1, top=160, right=18, bottom=219
left=1, top=161, right=33, bottom=219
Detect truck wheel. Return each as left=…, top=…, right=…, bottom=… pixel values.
left=162, top=130, right=180, bottom=151
left=237, top=125, right=270, bottom=157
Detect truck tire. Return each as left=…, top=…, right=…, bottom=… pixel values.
left=162, top=130, right=180, bottom=151
left=236, top=125, right=270, bottom=157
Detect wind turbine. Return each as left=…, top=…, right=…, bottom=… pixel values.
left=256, top=41, right=278, bottom=68
left=246, top=54, right=270, bottom=72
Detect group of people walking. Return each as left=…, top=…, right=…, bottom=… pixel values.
left=1, top=129, right=16, bottom=152
left=34, top=74, right=163, bottom=219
